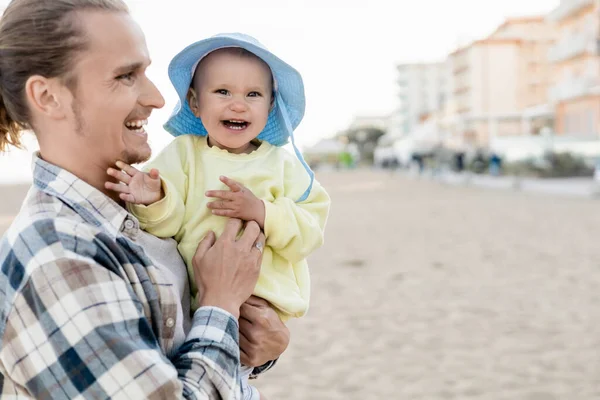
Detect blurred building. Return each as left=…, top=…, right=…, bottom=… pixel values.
left=338, top=115, right=387, bottom=164
left=448, top=16, right=559, bottom=148
left=396, top=62, right=450, bottom=136
left=547, top=0, right=600, bottom=137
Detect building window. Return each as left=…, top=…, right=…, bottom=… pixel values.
left=565, top=113, right=575, bottom=135
left=585, top=110, right=594, bottom=135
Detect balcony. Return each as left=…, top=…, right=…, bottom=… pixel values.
left=547, top=0, right=595, bottom=23
left=549, top=75, right=600, bottom=102
left=456, top=106, right=471, bottom=115
left=453, top=86, right=470, bottom=95
left=453, top=65, right=469, bottom=75
left=548, top=32, right=595, bottom=62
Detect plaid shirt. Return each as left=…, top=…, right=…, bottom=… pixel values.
left=0, top=154, right=268, bottom=399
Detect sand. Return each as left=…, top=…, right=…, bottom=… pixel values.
left=2, top=171, right=600, bottom=399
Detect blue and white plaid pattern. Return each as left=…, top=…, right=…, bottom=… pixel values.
left=0, top=154, right=263, bottom=399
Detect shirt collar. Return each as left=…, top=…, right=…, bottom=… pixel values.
left=31, top=152, right=131, bottom=239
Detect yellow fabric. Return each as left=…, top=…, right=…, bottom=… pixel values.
left=129, top=135, right=330, bottom=320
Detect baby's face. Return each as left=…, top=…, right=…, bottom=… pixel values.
left=190, top=49, right=273, bottom=153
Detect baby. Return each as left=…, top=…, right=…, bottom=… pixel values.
left=106, top=33, right=331, bottom=399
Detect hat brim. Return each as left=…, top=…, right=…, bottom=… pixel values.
left=163, top=35, right=305, bottom=147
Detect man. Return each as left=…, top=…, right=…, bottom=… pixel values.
left=0, top=0, right=288, bottom=398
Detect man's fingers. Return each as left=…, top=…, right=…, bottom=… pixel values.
left=239, top=331, right=258, bottom=366
left=239, top=340, right=252, bottom=366
left=239, top=304, right=258, bottom=327
left=239, top=314, right=254, bottom=331
left=194, top=231, right=216, bottom=260
left=251, top=231, right=267, bottom=256
left=105, top=181, right=130, bottom=193
left=205, top=190, right=235, bottom=201
left=220, top=176, right=243, bottom=192
left=237, top=221, right=261, bottom=249
left=221, top=218, right=243, bottom=241
left=244, top=295, right=270, bottom=309
left=116, top=160, right=140, bottom=176
left=250, top=231, right=266, bottom=259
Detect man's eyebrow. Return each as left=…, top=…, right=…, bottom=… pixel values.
left=112, top=60, right=151, bottom=75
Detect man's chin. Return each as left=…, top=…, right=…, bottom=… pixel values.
left=120, top=148, right=151, bottom=166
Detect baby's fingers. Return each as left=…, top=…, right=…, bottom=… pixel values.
left=105, top=181, right=130, bottom=194
left=119, top=193, right=137, bottom=203
left=148, top=168, right=160, bottom=180
left=116, top=161, right=141, bottom=176
left=107, top=168, right=131, bottom=184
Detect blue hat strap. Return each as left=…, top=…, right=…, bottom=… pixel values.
left=277, top=92, right=314, bottom=203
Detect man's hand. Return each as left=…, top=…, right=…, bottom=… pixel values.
left=206, top=176, right=266, bottom=229
left=239, top=296, right=290, bottom=367
left=105, top=161, right=163, bottom=205
left=193, top=219, right=265, bottom=319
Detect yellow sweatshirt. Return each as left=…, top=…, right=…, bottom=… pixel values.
left=129, top=135, right=330, bottom=320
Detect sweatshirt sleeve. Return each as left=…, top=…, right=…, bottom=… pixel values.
left=263, top=154, right=331, bottom=264
left=128, top=136, right=194, bottom=238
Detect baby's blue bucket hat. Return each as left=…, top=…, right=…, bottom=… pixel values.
left=164, top=32, right=314, bottom=202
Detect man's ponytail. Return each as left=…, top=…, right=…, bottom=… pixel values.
left=0, top=91, right=24, bottom=152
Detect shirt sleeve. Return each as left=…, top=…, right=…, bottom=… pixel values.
left=263, top=156, right=331, bottom=264
left=0, top=258, right=244, bottom=400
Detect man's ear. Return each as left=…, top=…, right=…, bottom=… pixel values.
left=24, top=75, right=69, bottom=120
left=187, top=88, right=200, bottom=116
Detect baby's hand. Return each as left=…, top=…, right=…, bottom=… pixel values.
left=206, top=176, right=265, bottom=229
left=105, top=161, right=163, bottom=205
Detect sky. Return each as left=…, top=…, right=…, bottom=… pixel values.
left=0, top=0, right=560, bottom=183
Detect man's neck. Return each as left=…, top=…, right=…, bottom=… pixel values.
left=38, top=147, right=124, bottom=206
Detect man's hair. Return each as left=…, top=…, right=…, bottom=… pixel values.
left=0, top=0, right=129, bottom=151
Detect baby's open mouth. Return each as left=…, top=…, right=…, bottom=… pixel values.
left=222, top=120, right=249, bottom=130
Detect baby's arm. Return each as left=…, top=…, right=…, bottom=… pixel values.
left=203, top=169, right=330, bottom=264
left=203, top=153, right=330, bottom=264
left=263, top=178, right=330, bottom=263
left=205, top=175, right=266, bottom=228
left=106, top=161, right=163, bottom=205
left=106, top=137, right=192, bottom=238
left=263, top=158, right=331, bottom=264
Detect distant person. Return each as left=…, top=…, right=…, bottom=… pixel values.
left=472, top=151, right=487, bottom=174
left=489, top=153, right=502, bottom=176
left=412, top=153, right=424, bottom=174
left=594, top=158, right=600, bottom=180
left=432, top=144, right=444, bottom=177
left=339, top=149, right=355, bottom=168
left=455, top=152, right=465, bottom=173
left=106, top=33, right=331, bottom=399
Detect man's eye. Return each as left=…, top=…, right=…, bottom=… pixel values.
left=117, top=72, right=134, bottom=81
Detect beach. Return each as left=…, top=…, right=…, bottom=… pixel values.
left=2, top=170, right=599, bottom=399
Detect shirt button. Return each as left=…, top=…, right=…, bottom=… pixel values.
left=165, top=318, right=175, bottom=328
left=124, top=220, right=135, bottom=230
